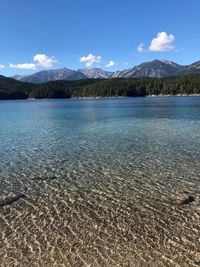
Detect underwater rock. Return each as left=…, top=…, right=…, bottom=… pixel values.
left=32, top=176, right=57, bottom=181
left=171, top=193, right=195, bottom=205
left=180, top=195, right=195, bottom=205
left=0, top=194, right=26, bottom=207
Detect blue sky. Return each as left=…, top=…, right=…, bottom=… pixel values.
left=0, top=0, right=200, bottom=76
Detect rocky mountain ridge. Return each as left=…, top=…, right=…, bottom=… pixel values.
left=12, top=59, right=200, bottom=84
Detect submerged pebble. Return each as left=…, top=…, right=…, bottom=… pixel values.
left=0, top=193, right=26, bottom=207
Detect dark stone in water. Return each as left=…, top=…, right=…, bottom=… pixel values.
left=180, top=195, right=195, bottom=205
left=32, top=176, right=57, bottom=181
left=0, top=194, right=26, bottom=207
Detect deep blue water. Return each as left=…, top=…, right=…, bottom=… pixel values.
left=0, top=97, right=199, bottom=266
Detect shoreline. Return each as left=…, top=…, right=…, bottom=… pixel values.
left=146, top=93, right=200, bottom=97
left=28, top=94, right=200, bottom=100
left=73, top=94, right=200, bottom=99
left=1, top=94, right=200, bottom=101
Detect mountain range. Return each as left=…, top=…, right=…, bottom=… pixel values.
left=12, top=59, right=200, bottom=84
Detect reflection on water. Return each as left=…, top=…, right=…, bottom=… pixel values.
left=0, top=97, right=200, bottom=266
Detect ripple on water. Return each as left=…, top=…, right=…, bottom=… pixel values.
left=0, top=98, right=200, bottom=266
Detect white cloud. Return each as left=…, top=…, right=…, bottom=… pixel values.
left=80, top=53, right=101, bottom=67
left=149, top=32, right=175, bottom=52
left=137, top=43, right=145, bottom=53
left=106, top=60, right=116, bottom=68
left=9, top=63, right=37, bottom=70
left=0, top=64, right=5, bottom=69
left=33, top=54, right=57, bottom=68
left=9, top=54, right=58, bottom=70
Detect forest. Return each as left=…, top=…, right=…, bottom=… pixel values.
left=1, top=74, right=200, bottom=99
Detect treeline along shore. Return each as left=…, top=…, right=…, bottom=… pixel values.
left=1, top=74, right=200, bottom=100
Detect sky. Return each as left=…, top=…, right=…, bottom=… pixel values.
left=0, top=0, right=200, bottom=76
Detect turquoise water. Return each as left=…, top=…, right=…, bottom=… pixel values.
left=0, top=97, right=199, bottom=266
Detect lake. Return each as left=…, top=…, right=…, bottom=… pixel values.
left=0, top=97, right=199, bottom=266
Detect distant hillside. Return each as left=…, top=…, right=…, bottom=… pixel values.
left=11, top=59, right=200, bottom=84
left=0, top=75, right=34, bottom=99
left=2, top=74, right=200, bottom=100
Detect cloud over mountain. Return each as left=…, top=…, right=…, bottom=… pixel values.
left=80, top=54, right=101, bottom=67
left=106, top=60, right=116, bottom=68
left=33, top=54, right=58, bottom=68
left=149, top=32, right=175, bottom=52
left=9, top=63, right=37, bottom=70
left=9, top=54, right=58, bottom=70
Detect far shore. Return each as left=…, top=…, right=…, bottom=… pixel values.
left=1, top=94, right=200, bottom=101
left=30, top=94, right=200, bottom=100
left=74, top=94, right=200, bottom=99
left=146, top=93, right=200, bottom=97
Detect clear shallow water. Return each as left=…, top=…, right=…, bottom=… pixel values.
left=0, top=97, right=199, bottom=267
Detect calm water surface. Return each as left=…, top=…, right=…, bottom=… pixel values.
left=0, top=97, right=199, bottom=266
